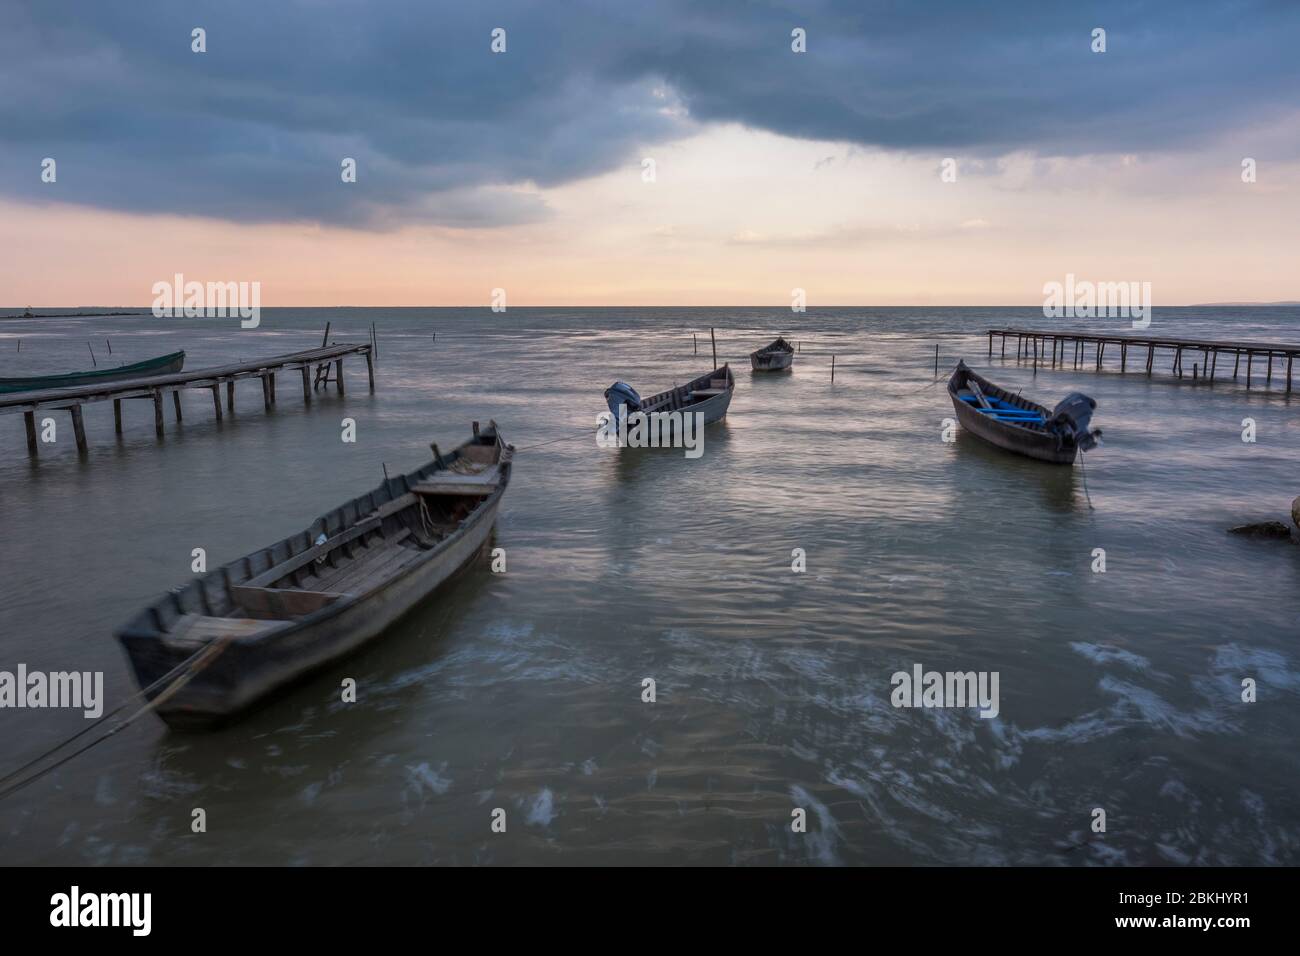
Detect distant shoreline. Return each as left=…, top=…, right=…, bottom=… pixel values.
left=3, top=304, right=1298, bottom=315
left=0, top=310, right=150, bottom=320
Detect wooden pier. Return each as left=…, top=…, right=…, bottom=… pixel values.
left=2, top=343, right=374, bottom=456
left=986, top=327, right=1299, bottom=392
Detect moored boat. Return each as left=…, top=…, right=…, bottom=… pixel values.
left=947, top=360, right=1100, bottom=464
left=116, top=422, right=512, bottom=730
left=604, top=364, right=735, bottom=429
left=749, top=336, right=794, bottom=371
left=0, top=350, right=185, bottom=393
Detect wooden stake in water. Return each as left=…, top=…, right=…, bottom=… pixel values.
left=693, top=333, right=697, bottom=355
left=87, top=342, right=97, bottom=367
left=710, top=328, right=717, bottom=369
left=831, top=354, right=836, bottom=382
left=321, top=321, right=331, bottom=348
left=106, top=339, right=112, bottom=355
left=933, top=344, right=939, bottom=375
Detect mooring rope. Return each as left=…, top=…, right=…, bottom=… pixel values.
left=512, top=428, right=592, bottom=452
left=0, top=637, right=232, bottom=802
left=1078, top=447, right=1096, bottom=511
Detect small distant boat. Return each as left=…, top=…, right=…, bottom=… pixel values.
left=605, top=364, right=735, bottom=428
left=116, top=422, right=512, bottom=730
left=948, top=360, right=1101, bottom=464
left=0, top=350, right=185, bottom=394
left=750, top=336, right=794, bottom=372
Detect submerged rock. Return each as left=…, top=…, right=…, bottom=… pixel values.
left=1228, top=521, right=1294, bottom=540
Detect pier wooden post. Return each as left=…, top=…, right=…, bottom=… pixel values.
left=261, top=373, right=272, bottom=410
left=113, top=399, right=123, bottom=434
left=172, top=390, right=183, bottom=421
left=335, top=359, right=345, bottom=394
left=1000, top=334, right=1006, bottom=358
left=1287, top=355, right=1293, bottom=393
left=1146, top=345, right=1154, bottom=374
left=70, top=405, right=87, bottom=454
left=987, top=331, right=993, bottom=357
left=153, top=389, right=164, bottom=437
left=227, top=379, right=235, bottom=411
left=1233, top=349, right=1241, bottom=379
left=1121, top=342, right=1127, bottom=372
left=1246, top=352, right=1253, bottom=387
left=302, top=366, right=312, bottom=403
left=269, top=372, right=277, bottom=403
left=1210, top=351, right=1217, bottom=382
left=24, top=411, right=37, bottom=454
left=1175, top=347, right=1183, bottom=378
left=365, top=350, right=375, bottom=392
left=211, top=385, right=223, bottom=420
left=1267, top=352, right=1273, bottom=384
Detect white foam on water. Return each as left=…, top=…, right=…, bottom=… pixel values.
left=789, top=784, right=841, bottom=866
left=524, top=787, right=556, bottom=827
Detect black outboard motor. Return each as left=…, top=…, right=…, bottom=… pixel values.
left=1048, top=392, right=1102, bottom=451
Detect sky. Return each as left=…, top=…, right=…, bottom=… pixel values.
left=1, top=0, right=1297, bottom=306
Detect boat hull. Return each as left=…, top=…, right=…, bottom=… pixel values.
left=749, top=337, right=795, bottom=372
left=636, top=364, right=735, bottom=426
left=694, top=387, right=733, bottom=424
left=116, top=427, right=511, bottom=730
left=119, top=496, right=501, bottom=730
left=750, top=351, right=793, bottom=372
left=948, top=362, right=1079, bottom=464
left=0, top=350, right=185, bottom=393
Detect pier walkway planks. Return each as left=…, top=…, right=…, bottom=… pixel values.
left=2, top=343, right=374, bottom=456
left=986, top=327, right=1298, bottom=392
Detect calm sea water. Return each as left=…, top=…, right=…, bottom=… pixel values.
left=1, top=306, right=1298, bottom=865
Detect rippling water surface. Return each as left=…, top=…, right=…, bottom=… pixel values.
left=1, top=306, right=1298, bottom=865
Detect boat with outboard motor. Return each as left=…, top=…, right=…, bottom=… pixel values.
left=947, top=360, right=1101, bottom=464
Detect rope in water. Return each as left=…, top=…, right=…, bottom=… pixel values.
left=0, top=637, right=232, bottom=802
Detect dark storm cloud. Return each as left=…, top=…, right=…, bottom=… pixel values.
left=1, top=0, right=1295, bottom=227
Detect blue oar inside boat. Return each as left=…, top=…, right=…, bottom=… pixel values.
left=959, top=395, right=1044, bottom=425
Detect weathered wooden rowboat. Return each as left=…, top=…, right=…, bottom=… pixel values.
left=750, top=336, right=794, bottom=371
left=642, top=364, right=735, bottom=423
left=116, top=422, right=513, bottom=730
left=605, top=364, right=735, bottom=430
left=0, top=350, right=185, bottom=393
left=948, top=360, right=1101, bottom=465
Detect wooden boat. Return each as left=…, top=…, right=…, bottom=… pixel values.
left=948, top=361, right=1100, bottom=464
left=750, top=336, right=794, bottom=371
left=605, top=364, right=735, bottom=431
left=116, top=422, right=512, bottom=730
left=0, top=350, right=185, bottom=393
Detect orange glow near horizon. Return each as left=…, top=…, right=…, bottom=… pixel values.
left=3, top=127, right=1297, bottom=309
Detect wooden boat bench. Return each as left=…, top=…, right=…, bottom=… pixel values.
left=411, top=465, right=500, bottom=496
left=166, top=612, right=291, bottom=646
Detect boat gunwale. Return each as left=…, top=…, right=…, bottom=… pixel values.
left=948, top=361, right=1052, bottom=435
left=638, top=363, right=735, bottom=415
left=116, top=427, right=511, bottom=647
left=749, top=336, right=794, bottom=359
left=0, top=350, right=186, bottom=392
